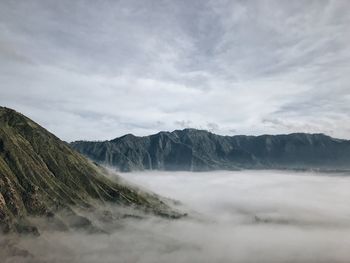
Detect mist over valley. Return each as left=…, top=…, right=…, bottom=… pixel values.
left=4, top=170, right=350, bottom=263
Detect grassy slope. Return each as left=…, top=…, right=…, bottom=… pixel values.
left=0, top=107, right=179, bottom=233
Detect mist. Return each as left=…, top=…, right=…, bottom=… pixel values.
left=3, top=170, right=350, bottom=263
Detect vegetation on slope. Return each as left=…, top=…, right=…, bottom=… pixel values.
left=0, top=107, right=180, bottom=234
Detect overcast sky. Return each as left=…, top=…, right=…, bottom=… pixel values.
left=0, top=0, right=350, bottom=141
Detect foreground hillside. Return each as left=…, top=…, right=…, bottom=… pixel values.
left=0, top=107, right=180, bottom=234
left=71, top=129, right=350, bottom=171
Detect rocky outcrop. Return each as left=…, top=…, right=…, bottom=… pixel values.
left=0, top=107, right=180, bottom=234
left=71, top=129, right=350, bottom=172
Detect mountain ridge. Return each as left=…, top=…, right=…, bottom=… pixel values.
left=71, top=129, right=350, bottom=172
left=74, top=129, right=338, bottom=143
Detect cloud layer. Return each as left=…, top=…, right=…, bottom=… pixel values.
left=3, top=170, right=350, bottom=263
left=0, top=0, right=350, bottom=141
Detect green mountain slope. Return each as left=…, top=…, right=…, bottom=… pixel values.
left=0, top=107, right=180, bottom=234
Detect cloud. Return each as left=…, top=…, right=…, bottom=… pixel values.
left=206, top=122, right=219, bottom=132
left=174, top=120, right=193, bottom=128
left=0, top=0, right=349, bottom=141
left=3, top=170, right=350, bottom=263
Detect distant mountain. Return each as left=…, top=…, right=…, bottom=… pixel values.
left=71, top=128, right=350, bottom=172
left=0, top=107, right=180, bottom=234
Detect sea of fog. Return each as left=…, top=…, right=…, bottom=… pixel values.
left=4, top=170, right=350, bottom=263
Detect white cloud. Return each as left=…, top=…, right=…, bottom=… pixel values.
left=5, top=170, right=350, bottom=263
left=0, top=0, right=349, bottom=141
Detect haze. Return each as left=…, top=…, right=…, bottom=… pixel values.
left=4, top=170, right=350, bottom=263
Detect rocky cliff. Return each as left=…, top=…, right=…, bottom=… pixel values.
left=71, top=129, right=350, bottom=172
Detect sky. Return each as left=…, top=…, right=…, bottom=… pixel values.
left=0, top=0, right=350, bottom=142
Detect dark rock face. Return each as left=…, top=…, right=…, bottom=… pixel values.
left=0, top=107, right=179, bottom=234
left=71, top=129, right=350, bottom=172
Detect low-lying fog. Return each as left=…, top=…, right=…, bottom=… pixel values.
left=4, top=170, right=350, bottom=263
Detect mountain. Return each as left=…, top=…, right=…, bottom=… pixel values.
left=0, top=107, right=180, bottom=234
left=71, top=128, right=350, bottom=172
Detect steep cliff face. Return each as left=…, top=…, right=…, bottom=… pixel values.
left=71, top=129, right=350, bottom=172
left=0, top=107, right=179, bottom=234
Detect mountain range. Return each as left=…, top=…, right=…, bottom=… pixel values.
left=0, top=107, right=180, bottom=234
left=2, top=105, right=349, bottom=234
left=71, top=129, right=350, bottom=172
